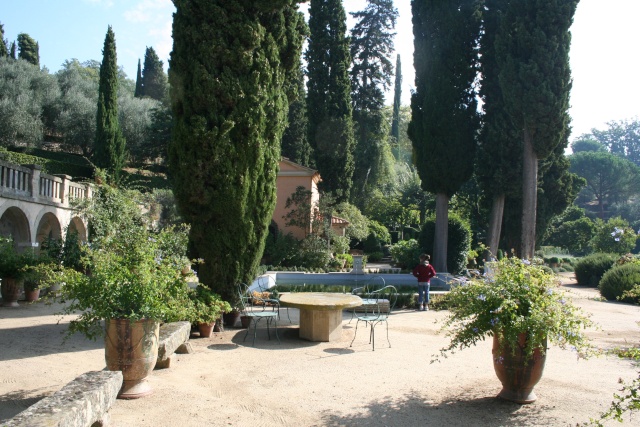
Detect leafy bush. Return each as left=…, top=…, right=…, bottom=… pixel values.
left=292, top=235, right=331, bottom=269
left=336, top=253, right=353, bottom=268
left=366, top=251, right=383, bottom=262
left=598, top=263, right=640, bottom=303
left=574, top=253, right=618, bottom=287
left=418, top=212, right=472, bottom=274
left=331, top=235, right=350, bottom=255
left=590, top=217, right=638, bottom=255
left=389, top=239, right=421, bottom=269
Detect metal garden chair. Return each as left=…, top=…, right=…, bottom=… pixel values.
left=349, top=275, right=386, bottom=324
left=237, top=283, right=280, bottom=345
left=255, top=276, right=291, bottom=323
left=349, top=284, right=397, bottom=351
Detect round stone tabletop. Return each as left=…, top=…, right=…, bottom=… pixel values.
left=280, top=293, right=362, bottom=311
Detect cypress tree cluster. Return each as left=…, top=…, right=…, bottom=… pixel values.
left=169, top=0, right=305, bottom=303
left=0, top=24, right=8, bottom=58
left=391, top=53, right=402, bottom=157
left=17, top=33, right=39, bottom=66
left=94, top=26, right=126, bottom=182
left=137, top=47, right=167, bottom=102
left=305, top=0, right=355, bottom=201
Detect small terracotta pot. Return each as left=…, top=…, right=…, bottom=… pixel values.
left=198, top=322, right=215, bottom=338
left=24, top=288, right=40, bottom=302
left=223, top=311, right=241, bottom=327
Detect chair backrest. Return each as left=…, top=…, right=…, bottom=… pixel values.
left=237, top=283, right=252, bottom=314
left=371, top=285, right=397, bottom=319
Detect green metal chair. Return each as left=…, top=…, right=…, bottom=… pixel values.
left=350, top=284, right=397, bottom=351
left=237, top=283, right=280, bottom=346
left=255, top=276, right=291, bottom=323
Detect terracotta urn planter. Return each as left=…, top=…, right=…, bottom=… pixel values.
left=492, top=333, right=547, bottom=404
left=24, top=288, right=40, bottom=302
left=198, top=322, right=215, bottom=338
left=1, top=278, right=21, bottom=307
left=105, top=318, right=159, bottom=399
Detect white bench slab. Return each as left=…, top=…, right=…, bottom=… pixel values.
left=4, top=370, right=122, bottom=427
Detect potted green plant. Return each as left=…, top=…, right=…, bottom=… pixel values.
left=437, top=257, right=595, bottom=404
left=54, top=182, right=194, bottom=399
left=0, top=237, right=35, bottom=307
left=189, top=285, right=232, bottom=338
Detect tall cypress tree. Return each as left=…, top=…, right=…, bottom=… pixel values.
left=141, top=47, right=167, bottom=102
left=306, top=0, right=355, bottom=201
left=408, top=0, right=481, bottom=272
left=17, top=33, right=39, bottom=66
left=134, top=58, right=143, bottom=98
left=0, top=24, right=8, bottom=58
left=281, top=63, right=312, bottom=166
left=495, top=0, right=577, bottom=258
left=94, top=26, right=126, bottom=181
left=9, top=42, right=16, bottom=60
left=169, top=0, right=305, bottom=303
left=349, top=0, right=398, bottom=205
left=391, top=54, right=402, bottom=158
left=476, top=0, right=521, bottom=257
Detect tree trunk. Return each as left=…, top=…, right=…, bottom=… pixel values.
left=521, top=126, right=538, bottom=259
left=433, top=193, right=449, bottom=273
left=486, top=193, right=505, bottom=261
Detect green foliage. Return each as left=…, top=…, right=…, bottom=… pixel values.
left=574, top=253, right=618, bottom=287
left=419, top=213, right=472, bottom=274
left=335, top=253, right=353, bottom=268
left=94, top=26, right=126, bottom=181
left=335, top=202, right=369, bottom=242
left=570, top=137, right=606, bottom=153
left=55, top=183, right=194, bottom=339
left=409, top=0, right=480, bottom=197
left=0, top=146, right=94, bottom=178
left=0, top=236, right=35, bottom=279
left=0, top=57, right=59, bottom=147
left=293, top=235, right=332, bottom=269
left=139, top=47, right=167, bottom=102
left=263, top=232, right=301, bottom=268
left=590, top=217, right=638, bottom=254
left=544, top=206, right=596, bottom=255
left=390, top=54, right=401, bottom=153
left=169, top=1, right=305, bottom=305
left=331, top=235, right=350, bottom=255
left=438, top=257, right=595, bottom=361
left=388, top=239, right=421, bottom=270
left=17, top=33, right=39, bottom=66
left=598, top=263, right=640, bottom=303
left=349, top=0, right=397, bottom=201
left=281, top=65, right=312, bottom=166
left=189, top=285, right=232, bottom=324
left=570, top=151, right=640, bottom=218
left=306, top=0, right=355, bottom=200
left=589, top=118, right=640, bottom=167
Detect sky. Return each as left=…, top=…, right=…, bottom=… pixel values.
left=2, top=0, right=639, bottom=140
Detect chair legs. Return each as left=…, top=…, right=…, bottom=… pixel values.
left=349, top=319, right=390, bottom=351
left=242, top=316, right=280, bottom=346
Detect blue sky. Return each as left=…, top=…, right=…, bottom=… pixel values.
left=2, top=0, right=639, bottom=140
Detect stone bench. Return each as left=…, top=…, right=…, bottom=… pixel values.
left=155, top=321, right=193, bottom=369
left=4, top=370, right=122, bottom=427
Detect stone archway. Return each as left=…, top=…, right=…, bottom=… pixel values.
left=35, top=212, right=62, bottom=248
left=0, top=207, right=31, bottom=246
left=67, top=216, right=87, bottom=242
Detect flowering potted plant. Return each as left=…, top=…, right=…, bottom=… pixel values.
left=55, top=182, right=194, bottom=398
left=189, top=285, right=232, bottom=337
left=438, top=256, right=595, bottom=403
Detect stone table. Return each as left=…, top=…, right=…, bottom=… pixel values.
left=279, top=293, right=362, bottom=342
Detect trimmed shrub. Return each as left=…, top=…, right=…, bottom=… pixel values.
left=389, top=239, right=421, bottom=270
left=598, top=263, right=640, bottom=303
left=574, top=253, right=618, bottom=287
left=418, top=212, right=472, bottom=274
left=366, top=251, right=383, bottom=262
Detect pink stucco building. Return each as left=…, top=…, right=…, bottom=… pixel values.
left=273, top=158, right=348, bottom=240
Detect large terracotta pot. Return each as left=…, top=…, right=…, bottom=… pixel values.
left=492, top=333, right=547, bottom=404
left=1, top=277, right=21, bottom=307
left=105, top=318, right=159, bottom=399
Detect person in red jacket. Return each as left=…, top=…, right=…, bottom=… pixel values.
left=412, top=254, right=436, bottom=311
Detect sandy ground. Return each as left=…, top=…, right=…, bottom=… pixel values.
left=1, top=274, right=640, bottom=427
